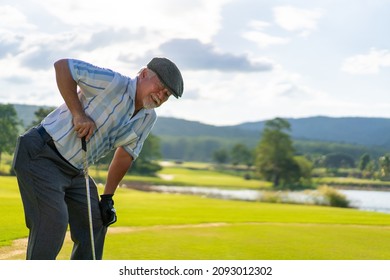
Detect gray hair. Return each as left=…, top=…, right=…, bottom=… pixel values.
left=138, top=67, right=157, bottom=78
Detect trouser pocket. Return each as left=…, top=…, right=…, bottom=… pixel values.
left=13, top=129, right=45, bottom=172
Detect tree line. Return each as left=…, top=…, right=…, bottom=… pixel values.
left=211, top=117, right=390, bottom=189
left=2, top=104, right=390, bottom=189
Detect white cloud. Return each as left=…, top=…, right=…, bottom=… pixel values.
left=33, top=0, right=231, bottom=43
left=242, top=20, right=290, bottom=47
left=155, top=38, right=274, bottom=72
left=341, top=48, right=390, bottom=74
left=273, top=5, right=323, bottom=37
left=0, top=31, right=24, bottom=58
left=0, top=55, right=59, bottom=106
left=0, top=5, right=36, bottom=31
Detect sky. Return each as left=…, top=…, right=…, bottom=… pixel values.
left=1, top=0, right=390, bottom=126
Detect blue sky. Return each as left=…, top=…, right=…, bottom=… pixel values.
left=1, top=0, right=390, bottom=125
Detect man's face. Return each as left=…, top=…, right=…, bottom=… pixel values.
left=141, top=72, right=171, bottom=109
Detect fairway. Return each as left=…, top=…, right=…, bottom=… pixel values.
left=4, top=222, right=390, bottom=260
left=1, top=175, right=390, bottom=260
left=101, top=223, right=390, bottom=260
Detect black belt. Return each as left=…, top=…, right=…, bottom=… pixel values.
left=36, top=125, right=71, bottom=165
left=36, top=124, right=52, bottom=143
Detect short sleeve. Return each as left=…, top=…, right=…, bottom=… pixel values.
left=67, top=59, right=116, bottom=98
left=122, top=111, right=157, bottom=160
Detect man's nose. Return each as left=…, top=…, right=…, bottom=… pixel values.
left=157, top=90, right=168, bottom=101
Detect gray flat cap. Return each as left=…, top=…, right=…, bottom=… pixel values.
left=147, top=57, right=184, bottom=98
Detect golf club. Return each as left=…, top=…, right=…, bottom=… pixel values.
left=82, top=137, right=96, bottom=260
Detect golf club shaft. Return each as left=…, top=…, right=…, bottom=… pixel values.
left=82, top=137, right=96, bottom=260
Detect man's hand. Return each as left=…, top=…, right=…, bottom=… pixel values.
left=99, top=194, right=117, bottom=227
left=73, top=113, right=96, bottom=141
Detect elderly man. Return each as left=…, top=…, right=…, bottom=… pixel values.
left=13, top=57, right=184, bottom=260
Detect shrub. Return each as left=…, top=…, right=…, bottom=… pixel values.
left=317, top=185, right=350, bottom=208
left=257, top=185, right=351, bottom=208
left=258, top=191, right=283, bottom=203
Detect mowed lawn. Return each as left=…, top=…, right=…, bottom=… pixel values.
left=1, top=176, right=390, bottom=260
left=89, top=164, right=272, bottom=189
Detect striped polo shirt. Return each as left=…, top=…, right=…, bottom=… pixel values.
left=42, top=59, right=157, bottom=169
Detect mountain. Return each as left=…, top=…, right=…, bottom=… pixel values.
left=153, top=115, right=390, bottom=149
left=236, top=116, right=390, bottom=148
left=153, top=117, right=260, bottom=139
left=13, top=104, right=54, bottom=128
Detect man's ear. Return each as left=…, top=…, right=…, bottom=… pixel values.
left=139, top=68, right=148, bottom=80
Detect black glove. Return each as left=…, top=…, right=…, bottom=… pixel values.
left=99, top=194, right=117, bottom=227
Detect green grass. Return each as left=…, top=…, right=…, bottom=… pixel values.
left=0, top=153, right=13, bottom=175
left=111, top=187, right=390, bottom=227
left=65, top=187, right=390, bottom=259
left=314, top=176, right=390, bottom=189
left=2, top=173, right=390, bottom=260
left=90, top=163, right=271, bottom=189
left=98, top=224, right=390, bottom=260
left=157, top=166, right=270, bottom=189
left=0, top=176, right=27, bottom=246
left=58, top=187, right=390, bottom=260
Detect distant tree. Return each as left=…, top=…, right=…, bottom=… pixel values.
left=255, top=118, right=301, bottom=188
left=323, top=153, right=355, bottom=168
left=29, top=107, right=55, bottom=128
left=0, top=104, right=20, bottom=167
left=193, top=138, right=220, bottom=162
left=164, top=137, right=191, bottom=161
left=379, top=154, right=390, bottom=180
left=294, top=156, right=313, bottom=186
left=230, top=143, right=253, bottom=167
left=362, top=160, right=377, bottom=179
left=93, top=134, right=163, bottom=178
left=213, top=148, right=229, bottom=165
left=129, top=133, right=162, bottom=175
left=359, top=153, right=371, bottom=171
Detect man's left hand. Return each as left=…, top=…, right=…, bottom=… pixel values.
left=99, top=194, right=117, bottom=227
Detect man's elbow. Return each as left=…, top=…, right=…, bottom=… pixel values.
left=54, top=59, right=68, bottom=70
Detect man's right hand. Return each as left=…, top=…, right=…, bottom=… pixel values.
left=73, top=113, right=96, bottom=141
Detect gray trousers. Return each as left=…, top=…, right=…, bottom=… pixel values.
left=13, top=127, right=107, bottom=260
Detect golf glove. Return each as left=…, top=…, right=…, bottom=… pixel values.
left=99, top=194, right=117, bottom=227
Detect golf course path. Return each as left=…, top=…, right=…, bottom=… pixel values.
left=0, top=238, right=27, bottom=260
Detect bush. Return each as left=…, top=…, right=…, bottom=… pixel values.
left=130, top=160, right=162, bottom=176
left=317, top=185, right=350, bottom=208
left=258, top=191, right=283, bottom=203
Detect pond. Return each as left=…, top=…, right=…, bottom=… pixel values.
left=146, top=185, right=390, bottom=214
left=339, top=189, right=390, bottom=214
